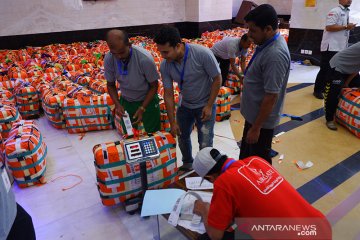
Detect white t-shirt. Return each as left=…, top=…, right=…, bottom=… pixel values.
left=320, top=5, right=350, bottom=52
left=210, top=37, right=248, bottom=60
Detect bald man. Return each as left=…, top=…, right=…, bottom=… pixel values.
left=105, top=30, right=161, bottom=133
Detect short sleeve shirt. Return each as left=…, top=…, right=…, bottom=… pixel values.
left=160, top=44, right=221, bottom=109
left=211, top=37, right=248, bottom=60
left=104, top=45, right=160, bottom=102
left=0, top=167, right=16, bottom=239
left=320, top=5, right=350, bottom=52
left=207, top=157, right=328, bottom=231
left=240, top=35, right=290, bottom=129
left=330, top=42, right=360, bottom=74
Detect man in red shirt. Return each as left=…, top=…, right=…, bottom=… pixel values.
left=192, top=147, right=331, bottom=240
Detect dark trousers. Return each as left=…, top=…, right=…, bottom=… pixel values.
left=7, top=204, right=36, bottom=240
left=215, top=56, right=230, bottom=86
left=324, top=69, right=360, bottom=122
left=314, top=51, right=338, bottom=94
left=239, top=121, right=274, bottom=164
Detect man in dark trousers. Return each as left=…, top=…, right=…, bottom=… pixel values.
left=313, top=0, right=355, bottom=99
left=239, top=4, right=290, bottom=164
left=154, top=26, right=221, bottom=173
left=210, top=34, right=252, bottom=85
left=324, top=41, right=360, bottom=130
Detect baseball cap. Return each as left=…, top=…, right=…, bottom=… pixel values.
left=192, top=147, right=224, bottom=179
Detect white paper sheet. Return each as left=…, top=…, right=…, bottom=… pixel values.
left=141, top=189, right=186, bottom=217
left=185, top=177, right=214, bottom=190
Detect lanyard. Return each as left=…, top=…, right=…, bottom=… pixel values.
left=221, top=159, right=236, bottom=173
left=173, top=43, right=189, bottom=91
left=117, top=47, right=133, bottom=76
left=244, top=32, right=280, bottom=76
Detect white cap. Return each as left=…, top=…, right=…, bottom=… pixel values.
left=192, top=147, right=224, bottom=178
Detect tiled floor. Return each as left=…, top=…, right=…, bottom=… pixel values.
left=11, top=64, right=360, bottom=240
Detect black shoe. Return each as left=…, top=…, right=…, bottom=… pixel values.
left=313, top=92, right=324, bottom=99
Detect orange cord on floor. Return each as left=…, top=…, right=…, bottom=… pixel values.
left=51, top=174, right=83, bottom=191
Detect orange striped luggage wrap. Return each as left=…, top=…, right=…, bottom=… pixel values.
left=8, top=69, right=28, bottom=79
left=4, top=120, right=47, bottom=188
left=42, top=89, right=67, bottom=129
left=336, top=88, right=360, bottom=138
left=65, top=84, right=92, bottom=98
left=93, top=131, right=178, bottom=206
left=74, top=75, right=93, bottom=87
left=14, top=82, right=40, bottom=118
left=0, top=78, right=17, bottom=91
left=216, top=86, right=232, bottom=121
left=0, top=103, right=22, bottom=139
left=0, top=87, right=15, bottom=105
left=63, top=93, right=115, bottom=133
left=88, top=79, right=108, bottom=94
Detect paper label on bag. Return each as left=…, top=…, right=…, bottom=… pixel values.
left=1, top=169, right=11, bottom=193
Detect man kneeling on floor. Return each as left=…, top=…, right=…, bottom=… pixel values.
left=192, top=147, right=332, bottom=240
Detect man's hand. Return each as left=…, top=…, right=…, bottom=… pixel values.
left=133, top=107, right=144, bottom=125
left=170, top=122, right=181, bottom=137
left=347, top=23, right=357, bottom=30
left=201, top=105, right=213, bottom=122
left=246, top=126, right=261, bottom=144
left=193, top=200, right=209, bottom=217
left=115, top=104, right=125, bottom=118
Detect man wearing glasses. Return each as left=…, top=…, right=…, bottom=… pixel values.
left=105, top=29, right=161, bottom=133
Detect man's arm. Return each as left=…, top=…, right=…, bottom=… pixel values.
left=246, top=93, right=278, bottom=144
left=133, top=81, right=158, bottom=124
left=230, top=58, right=242, bottom=80
left=202, top=74, right=222, bottom=121
left=164, top=86, right=181, bottom=136
left=344, top=73, right=358, bottom=87
left=326, top=23, right=356, bottom=32
left=107, top=81, right=124, bottom=116
left=194, top=201, right=224, bottom=240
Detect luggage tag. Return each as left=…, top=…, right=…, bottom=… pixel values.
left=1, top=167, right=11, bottom=193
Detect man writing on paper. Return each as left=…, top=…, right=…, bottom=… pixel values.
left=192, top=147, right=331, bottom=240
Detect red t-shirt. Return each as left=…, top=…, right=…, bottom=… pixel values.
left=207, top=157, right=328, bottom=231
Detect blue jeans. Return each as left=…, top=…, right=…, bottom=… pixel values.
left=176, top=105, right=216, bottom=164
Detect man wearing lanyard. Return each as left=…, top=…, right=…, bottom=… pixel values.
left=239, top=4, right=290, bottom=164
left=1, top=161, right=36, bottom=239
left=105, top=30, right=161, bottom=133
left=192, top=147, right=331, bottom=240
left=154, top=26, right=221, bottom=172
left=210, top=34, right=252, bottom=86
left=313, top=0, right=355, bottom=99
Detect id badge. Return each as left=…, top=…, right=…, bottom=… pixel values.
left=1, top=169, right=11, bottom=193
